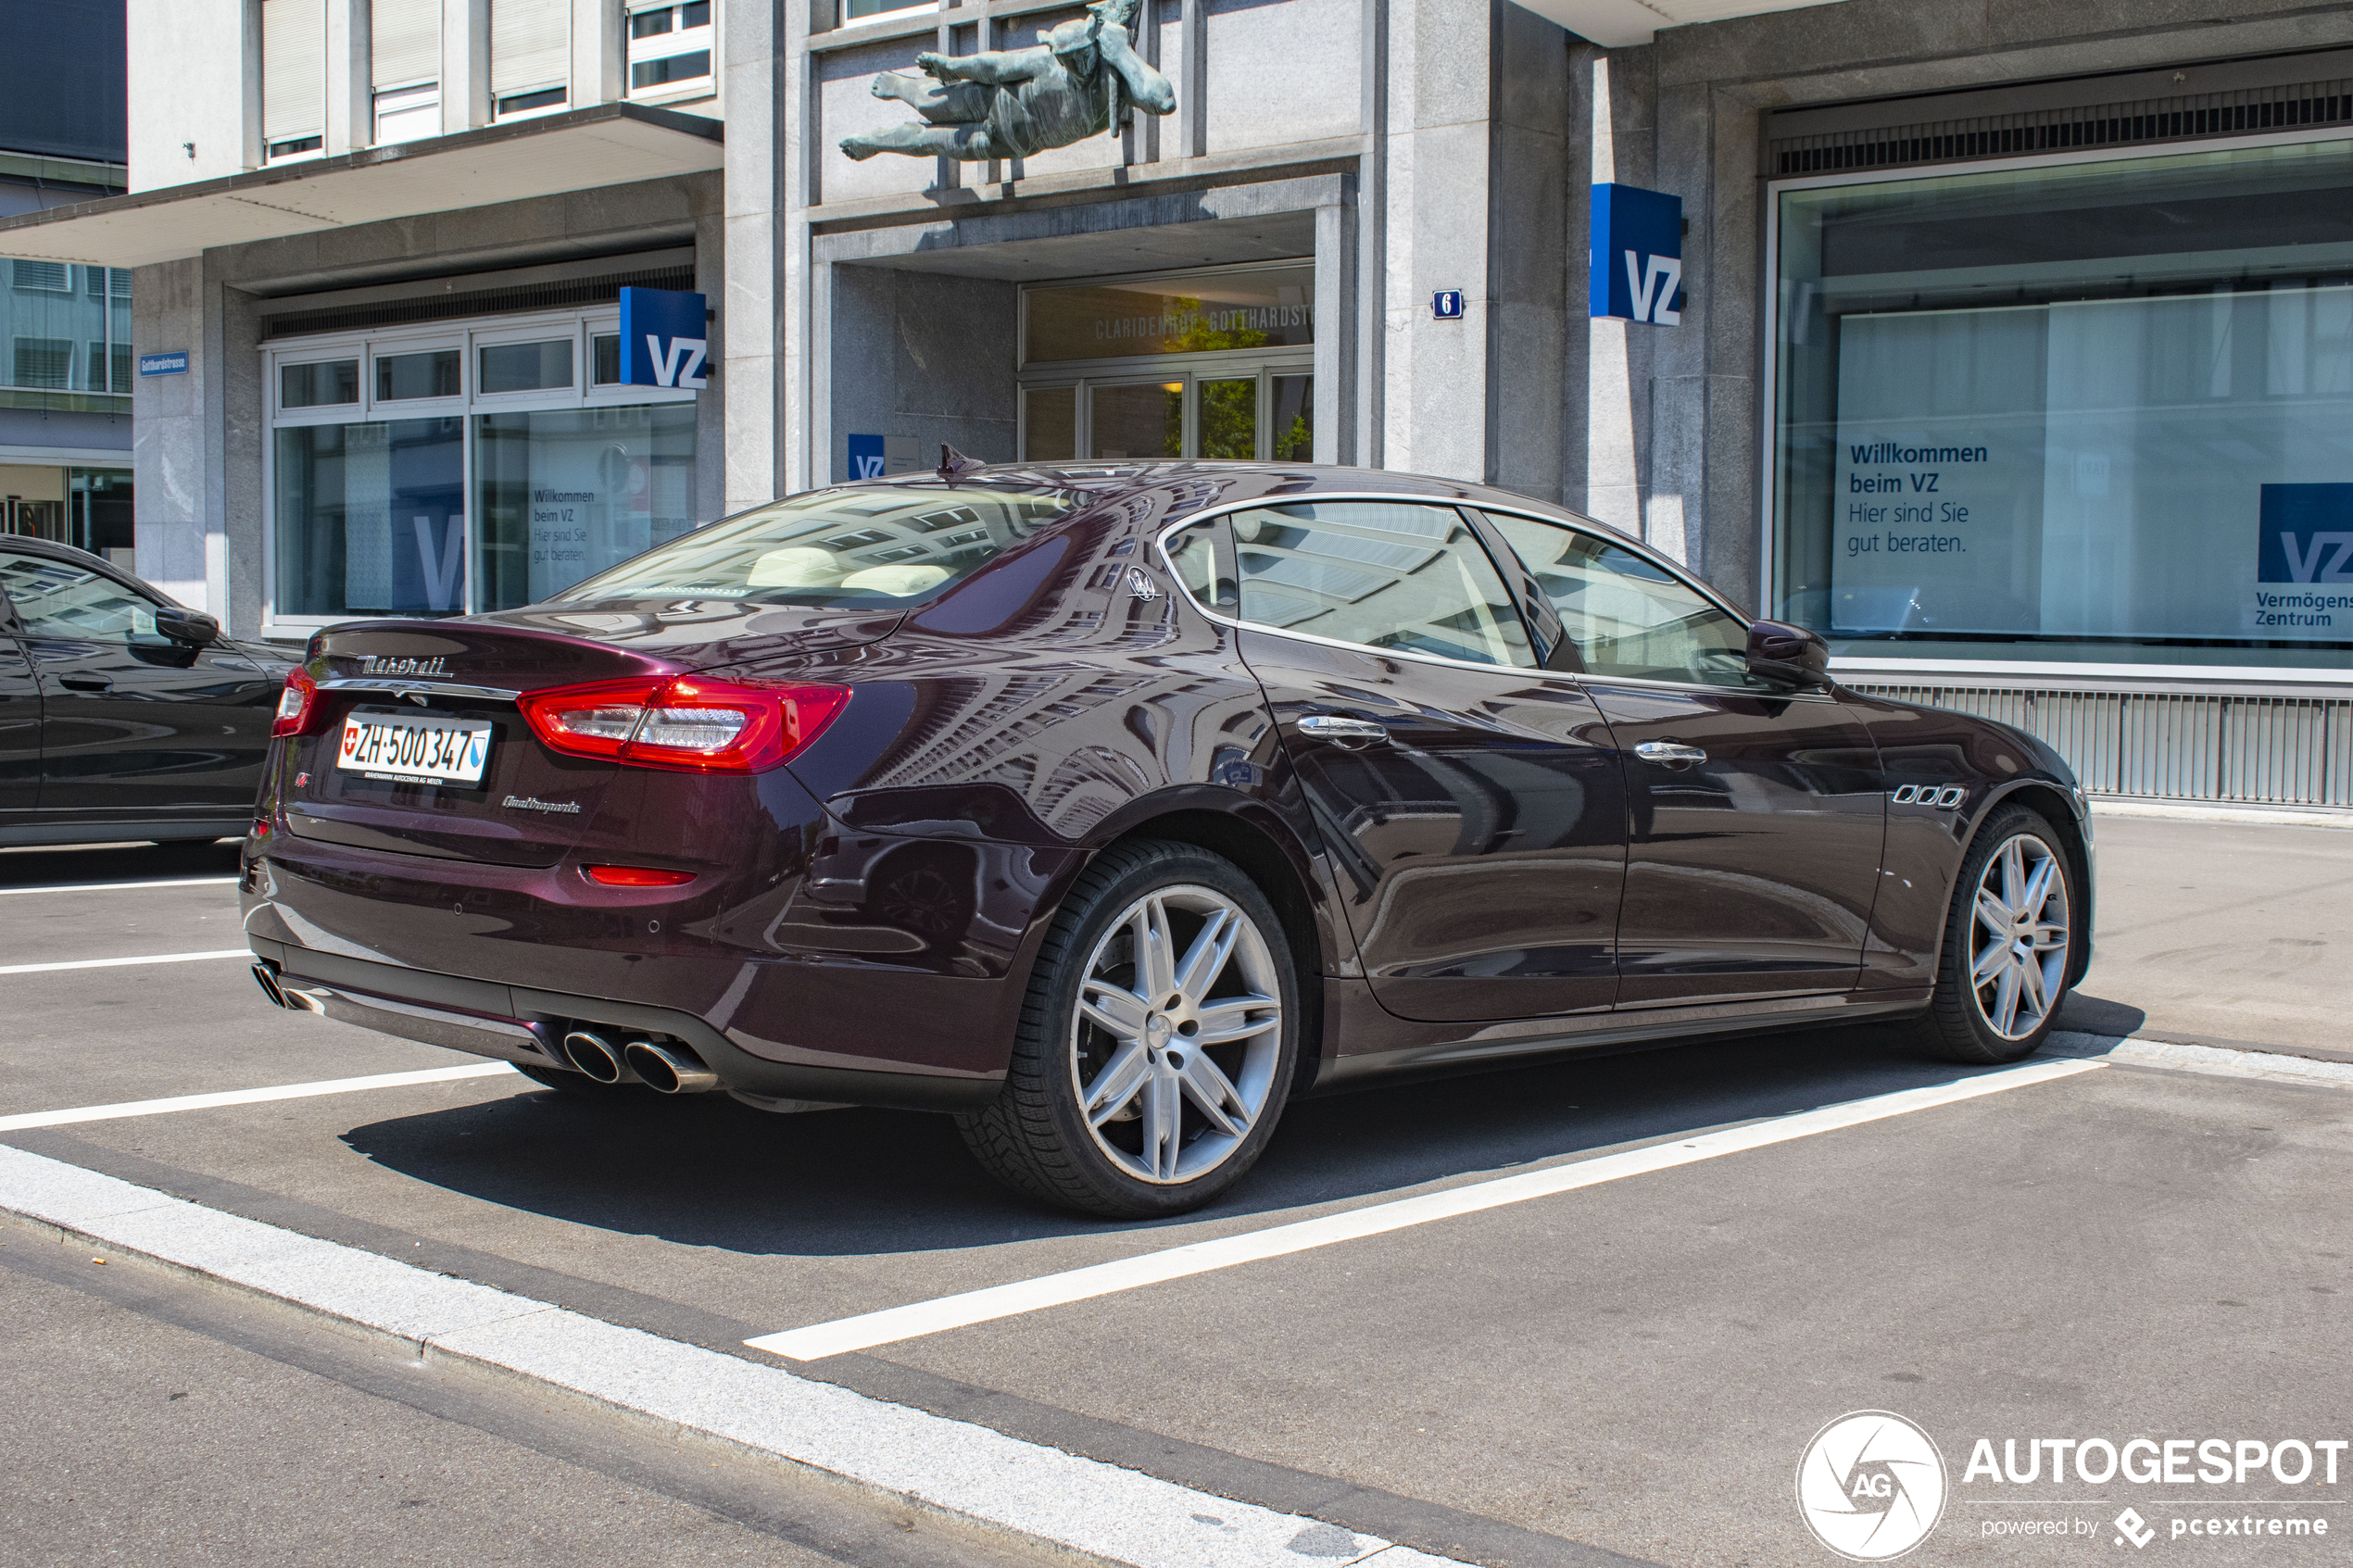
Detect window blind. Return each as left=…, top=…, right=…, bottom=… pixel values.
left=261, top=0, right=327, bottom=144
left=371, top=0, right=442, bottom=90
left=491, top=0, right=571, bottom=94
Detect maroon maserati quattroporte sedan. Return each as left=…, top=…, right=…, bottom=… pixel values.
left=244, top=459, right=2093, bottom=1216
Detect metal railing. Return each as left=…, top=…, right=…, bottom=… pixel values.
left=1844, top=681, right=2353, bottom=809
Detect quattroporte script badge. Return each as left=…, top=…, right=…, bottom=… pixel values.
left=504, top=796, right=581, bottom=814
left=1798, top=1411, right=1948, bottom=1561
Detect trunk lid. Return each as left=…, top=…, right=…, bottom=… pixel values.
left=283, top=605, right=896, bottom=865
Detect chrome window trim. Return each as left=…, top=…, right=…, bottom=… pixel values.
left=1153, top=491, right=1841, bottom=700
left=318, top=678, right=522, bottom=703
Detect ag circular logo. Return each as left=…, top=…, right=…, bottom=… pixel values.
left=1796, top=1411, right=1947, bottom=1561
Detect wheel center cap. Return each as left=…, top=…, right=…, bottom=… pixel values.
left=1146, top=1014, right=1172, bottom=1047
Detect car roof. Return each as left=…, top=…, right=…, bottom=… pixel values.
left=829, top=460, right=1635, bottom=538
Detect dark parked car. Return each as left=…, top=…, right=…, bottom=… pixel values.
left=0, top=537, right=290, bottom=847
left=243, top=462, right=2094, bottom=1216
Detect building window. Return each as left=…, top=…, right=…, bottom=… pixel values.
left=371, top=0, right=442, bottom=143
left=841, top=0, right=933, bottom=22
left=262, top=0, right=327, bottom=160
left=490, top=0, right=571, bottom=119
left=627, top=2, right=711, bottom=97
left=1014, top=264, right=1317, bottom=467
left=1770, top=135, right=2353, bottom=672
left=269, top=308, right=698, bottom=625
left=373, top=83, right=442, bottom=144
left=2, top=263, right=132, bottom=397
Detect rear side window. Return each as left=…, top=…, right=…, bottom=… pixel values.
left=561, top=484, right=1080, bottom=608
left=1227, top=501, right=1533, bottom=668
left=1478, top=511, right=1760, bottom=689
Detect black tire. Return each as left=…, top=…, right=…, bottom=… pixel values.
left=514, top=1061, right=644, bottom=1098
left=1905, top=804, right=2080, bottom=1064
left=956, top=839, right=1300, bottom=1219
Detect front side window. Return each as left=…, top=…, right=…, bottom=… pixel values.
left=1482, top=511, right=1756, bottom=689
left=0, top=552, right=159, bottom=642
left=562, top=485, right=1077, bottom=608
left=1227, top=501, right=1533, bottom=668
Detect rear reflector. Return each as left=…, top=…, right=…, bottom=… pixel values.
left=583, top=865, right=697, bottom=887
left=518, top=675, right=849, bottom=774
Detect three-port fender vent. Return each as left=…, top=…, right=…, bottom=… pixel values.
left=1768, top=51, right=2353, bottom=178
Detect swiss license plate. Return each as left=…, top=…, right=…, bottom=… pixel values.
left=335, top=709, right=495, bottom=786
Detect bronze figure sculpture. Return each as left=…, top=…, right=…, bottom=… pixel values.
left=840, top=0, right=1175, bottom=162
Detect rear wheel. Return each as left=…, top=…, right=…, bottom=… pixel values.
left=957, top=839, right=1298, bottom=1218
left=1906, top=805, right=2078, bottom=1064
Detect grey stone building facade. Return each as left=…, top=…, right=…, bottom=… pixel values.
left=7, top=0, right=2353, bottom=806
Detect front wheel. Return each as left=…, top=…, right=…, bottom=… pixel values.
left=1906, top=805, right=2079, bottom=1064
left=957, top=839, right=1299, bottom=1218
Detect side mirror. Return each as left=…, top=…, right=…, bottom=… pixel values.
left=1745, top=619, right=1829, bottom=689
left=154, top=606, right=221, bottom=646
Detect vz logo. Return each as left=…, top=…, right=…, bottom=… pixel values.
left=1126, top=566, right=1163, bottom=602
left=2258, top=484, right=2353, bottom=583
left=1891, top=784, right=1967, bottom=809
left=1622, top=252, right=1682, bottom=325
left=643, top=334, right=708, bottom=390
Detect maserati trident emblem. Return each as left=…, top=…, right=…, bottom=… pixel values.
left=1126, top=567, right=1163, bottom=602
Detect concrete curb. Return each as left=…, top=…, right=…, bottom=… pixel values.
left=2089, top=798, right=2353, bottom=830
left=2051, top=1033, right=2353, bottom=1089
left=0, top=1142, right=1470, bottom=1568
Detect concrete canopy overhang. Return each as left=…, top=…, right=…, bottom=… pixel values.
left=1510, top=0, right=1841, bottom=49
left=0, top=104, right=723, bottom=269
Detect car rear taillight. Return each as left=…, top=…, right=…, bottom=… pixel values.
left=583, top=865, right=697, bottom=887
left=517, top=675, right=849, bottom=774
left=272, top=668, right=323, bottom=738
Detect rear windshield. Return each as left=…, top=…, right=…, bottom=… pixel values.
left=560, top=484, right=1079, bottom=608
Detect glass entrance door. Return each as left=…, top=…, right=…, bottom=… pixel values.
left=1086, top=380, right=1184, bottom=460
left=1022, top=367, right=1315, bottom=462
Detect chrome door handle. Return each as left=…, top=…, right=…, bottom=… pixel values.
left=1634, top=740, right=1707, bottom=765
left=1297, top=715, right=1390, bottom=743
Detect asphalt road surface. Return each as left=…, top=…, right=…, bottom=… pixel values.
left=3, top=820, right=2348, bottom=1567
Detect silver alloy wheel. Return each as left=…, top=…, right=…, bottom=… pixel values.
left=1069, top=884, right=1284, bottom=1185
left=1969, top=832, right=2072, bottom=1040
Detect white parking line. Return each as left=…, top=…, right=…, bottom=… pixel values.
left=0, top=948, right=250, bottom=976
left=0, top=876, right=241, bottom=897
left=0, top=1143, right=1455, bottom=1568
left=748, top=1057, right=2106, bottom=1361
left=0, top=1064, right=516, bottom=1133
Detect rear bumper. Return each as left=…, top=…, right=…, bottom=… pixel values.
left=248, top=937, right=1003, bottom=1112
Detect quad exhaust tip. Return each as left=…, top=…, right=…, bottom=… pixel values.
left=623, top=1038, right=719, bottom=1095
left=561, top=1029, right=624, bottom=1084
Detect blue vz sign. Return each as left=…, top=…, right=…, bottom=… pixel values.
left=2257, top=484, right=2353, bottom=583
left=1590, top=183, right=1682, bottom=326
left=619, top=287, right=709, bottom=389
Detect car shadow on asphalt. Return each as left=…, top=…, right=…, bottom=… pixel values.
left=339, top=1019, right=2064, bottom=1258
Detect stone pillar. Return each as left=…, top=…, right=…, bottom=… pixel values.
left=443, top=0, right=491, bottom=133
left=324, top=0, right=370, bottom=157
left=131, top=258, right=217, bottom=615
left=1380, top=0, right=1570, bottom=496
left=724, top=0, right=787, bottom=511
